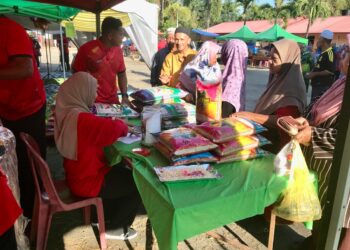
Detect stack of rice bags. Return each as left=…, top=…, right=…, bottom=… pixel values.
left=130, top=86, right=188, bottom=111
left=92, top=103, right=139, bottom=118
left=186, top=117, right=271, bottom=163
left=154, top=127, right=218, bottom=166
left=158, top=103, right=196, bottom=130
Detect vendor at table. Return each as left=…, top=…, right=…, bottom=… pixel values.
left=72, top=17, right=130, bottom=106
left=0, top=15, right=46, bottom=219
left=159, top=27, right=197, bottom=88
left=54, top=72, right=141, bottom=240
left=234, top=39, right=307, bottom=153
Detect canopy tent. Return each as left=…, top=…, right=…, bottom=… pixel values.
left=256, top=24, right=308, bottom=44
left=114, top=0, right=158, bottom=68
left=28, top=0, right=124, bottom=13
left=62, top=0, right=158, bottom=68
left=62, top=10, right=131, bottom=31
left=192, top=29, right=219, bottom=38
left=217, top=25, right=257, bottom=41
left=0, top=0, right=79, bottom=21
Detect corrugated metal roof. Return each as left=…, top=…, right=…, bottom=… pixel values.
left=207, top=16, right=350, bottom=35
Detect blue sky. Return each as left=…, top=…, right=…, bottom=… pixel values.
left=256, top=0, right=275, bottom=6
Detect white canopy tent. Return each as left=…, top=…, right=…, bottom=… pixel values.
left=113, top=0, right=158, bottom=68
left=64, top=0, right=159, bottom=68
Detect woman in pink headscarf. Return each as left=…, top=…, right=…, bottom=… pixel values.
left=221, top=39, right=249, bottom=117
left=178, top=41, right=222, bottom=102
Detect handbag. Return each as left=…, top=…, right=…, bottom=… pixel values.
left=277, top=116, right=300, bottom=136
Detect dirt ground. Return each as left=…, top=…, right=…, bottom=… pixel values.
left=43, top=50, right=311, bottom=250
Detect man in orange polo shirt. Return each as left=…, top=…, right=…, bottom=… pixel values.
left=0, top=16, right=46, bottom=219
left=73, top=17, right=129, bottom=105
left=159, top=27, right=197, bottom=88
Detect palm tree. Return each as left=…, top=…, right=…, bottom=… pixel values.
left=274, top=0, right=284, bottom=24
left=237, top=0, right=254, bottom=25
left=295, top=0, right=331, bottom=38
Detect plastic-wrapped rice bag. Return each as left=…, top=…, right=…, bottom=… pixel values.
left=158, top=127, right=217, bottom=156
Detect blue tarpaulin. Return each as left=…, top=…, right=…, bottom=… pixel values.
left=192, top=29, right=219, bottom=38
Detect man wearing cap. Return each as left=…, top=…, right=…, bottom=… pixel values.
left=159, top=27, right=197, bottom=88
left=307, top=29, right=336, bottom=102
left=150, top=28, right=176, bottom=86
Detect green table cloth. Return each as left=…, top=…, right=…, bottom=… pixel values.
left=105, top=141, right=287, bottom=250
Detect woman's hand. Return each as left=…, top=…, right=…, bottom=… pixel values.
left=294, top=117, right=309, bottom=130
left=294, top=126, right=312, bottom=146
left=183, top=93, right=194, bottom=103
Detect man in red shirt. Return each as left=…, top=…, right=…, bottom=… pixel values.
left=73, top=17, right=129, bottom=105
left=0, top=16, right=46, bottom=219
left=0, top=168, right=22, bottom=249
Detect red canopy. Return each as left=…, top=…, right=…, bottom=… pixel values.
left=29, top=0, right=125, bottom=13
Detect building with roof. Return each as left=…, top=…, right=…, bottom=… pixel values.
left=207, top=16, right=350, bottom=46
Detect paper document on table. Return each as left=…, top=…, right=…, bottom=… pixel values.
left=117, top=133, right=142, bottom=144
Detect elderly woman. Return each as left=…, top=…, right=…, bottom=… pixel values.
left=221, top=39, right=249, bottom=117
left=54, top=72, right=141, bottom=240
left=234, top=39, right=307, bottom=152
left=294, top=49, right=350, bottom=249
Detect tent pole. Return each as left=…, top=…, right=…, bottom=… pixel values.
left=59, top=25, right=66, bottom=79
left=96, top=12, right=101, bottom=38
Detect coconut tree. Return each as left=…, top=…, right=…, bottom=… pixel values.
left=236, top=0, right=254, bottom=25
left=295, top=0, right=331, bottom=38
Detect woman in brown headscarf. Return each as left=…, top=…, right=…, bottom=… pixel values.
left=234, top=39, right=307, bottom=152
left=55, top=72, right=141, bottom=240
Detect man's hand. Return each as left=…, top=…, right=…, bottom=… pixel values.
left=294, top=126, right=312, bottom=146
left=306, top=72, right=317, bottom=79
left=159, top=75, right=171, bottom=85
left=121, top=96, right=131, bottom=107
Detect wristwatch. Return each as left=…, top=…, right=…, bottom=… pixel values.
left=121, top=93, right=128, bottom=98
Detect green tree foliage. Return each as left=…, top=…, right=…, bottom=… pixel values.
left=163, top=2, right=195, bottom=29
left=244, top=1, right=299, bottom=28
left=244, top=3, right=273, bottom=21
left=236, top=0, right=254, bottom=25
left=221, top=0, right=240, bottom=22
left=208, top=0, right=222, bottom=27
left=327, top=0, right=350, bottom=15
left=184, top=0, right=210, bottom=28
left=273, top=0, right=296, bottom=27
left=295, top=0, right=331, bottom=37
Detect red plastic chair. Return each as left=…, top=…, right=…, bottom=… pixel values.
left=20, top=133, right=106, bottom=250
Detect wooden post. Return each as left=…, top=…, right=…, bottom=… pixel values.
left=268, top=212, right=276, bottom=250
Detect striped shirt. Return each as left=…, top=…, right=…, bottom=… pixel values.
left=303, top=105, right=350, bottom=228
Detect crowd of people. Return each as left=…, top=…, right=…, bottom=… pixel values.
left=1, top=14, right=350, bottom=249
